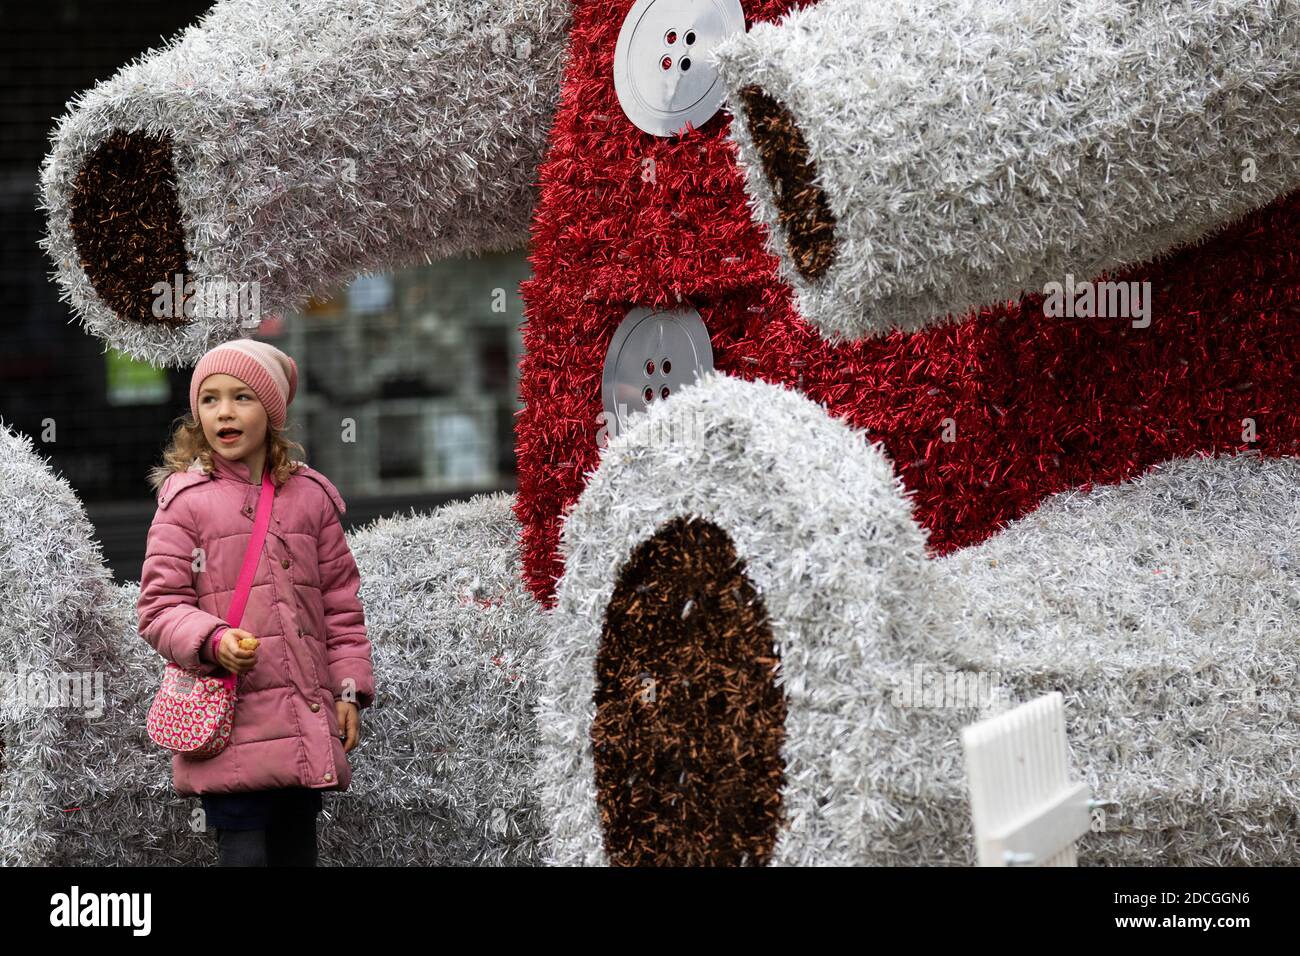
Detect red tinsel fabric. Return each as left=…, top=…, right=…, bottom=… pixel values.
left=515, top=0, right=1300, bottom=607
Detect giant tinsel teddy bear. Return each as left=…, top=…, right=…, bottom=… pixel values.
left=3, top=0, right=1297, bottom=865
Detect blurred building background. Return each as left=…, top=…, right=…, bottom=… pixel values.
left=0, top=1, right=526, bottom=582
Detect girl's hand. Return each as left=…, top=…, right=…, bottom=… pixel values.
left=335, top=700, right=360, bottom=753
left=217, top=628, right=259, bottom=674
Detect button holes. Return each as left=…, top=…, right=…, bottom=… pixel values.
left=662, top=358, right=672, bottom=374
left=665, top=29, right=677, bottom=44
left=643, top=385, right=654, bottom=403
left=680, top=56, right=691, bottom=71
left=685, top=30, right=696, bottom=45
left=660, top=55, right=672, bottom=70
left=645, top=359, right=655, bottom=376
left=660, top=386, right=670, bottom=399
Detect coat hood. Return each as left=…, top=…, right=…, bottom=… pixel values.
left=157, top=453, right=345, bottom=517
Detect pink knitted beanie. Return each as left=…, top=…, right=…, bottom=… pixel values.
left=189, top=339, right=299, bottom=430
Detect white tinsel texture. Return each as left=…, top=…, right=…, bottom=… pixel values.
left=712, top=0, right=1300, bottom=340
left=536, top=373, right=1300, bottom=865
left=38, top=0, right=573, bottom=368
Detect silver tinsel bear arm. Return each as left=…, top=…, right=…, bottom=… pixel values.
left=38, top=0, right=574, bottom=367
left=710, top=0, right=1300, bottom=341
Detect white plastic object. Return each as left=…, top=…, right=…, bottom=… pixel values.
left=613, top=0, right=746, bottom=136
left=601, top=305, right=714, bottom=434
left=961, top=691, right=1093, bottom=867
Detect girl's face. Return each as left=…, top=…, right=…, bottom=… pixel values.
left=197, top=373, right=268, bottom=461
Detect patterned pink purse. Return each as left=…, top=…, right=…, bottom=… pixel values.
left=146, top=468, right=275, bottom=758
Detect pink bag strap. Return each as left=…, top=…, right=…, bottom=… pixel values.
left=227, top=467, right=275, bottom=627
left=212, top=467, right=276, bottom=690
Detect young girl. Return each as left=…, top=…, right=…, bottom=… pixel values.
left=136, top=339, right=376, bottom=866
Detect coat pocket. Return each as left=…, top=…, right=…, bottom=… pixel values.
left=302, top=630, right=329, bottom=691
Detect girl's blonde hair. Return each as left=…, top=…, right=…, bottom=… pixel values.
left=147, top=412, right=307, bottom=494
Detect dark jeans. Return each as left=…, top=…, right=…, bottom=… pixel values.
left=213, top=808, right=318, bottom=867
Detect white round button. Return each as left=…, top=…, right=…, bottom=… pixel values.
left=602, top=306, right=714, bottom=436
left=613, top=0, right=746, bottom=137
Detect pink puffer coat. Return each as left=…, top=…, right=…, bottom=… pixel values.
left=136, top=451, right=376, bottom=797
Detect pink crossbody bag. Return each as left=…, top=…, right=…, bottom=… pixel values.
left=146, top=468, right=275, bottom=758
